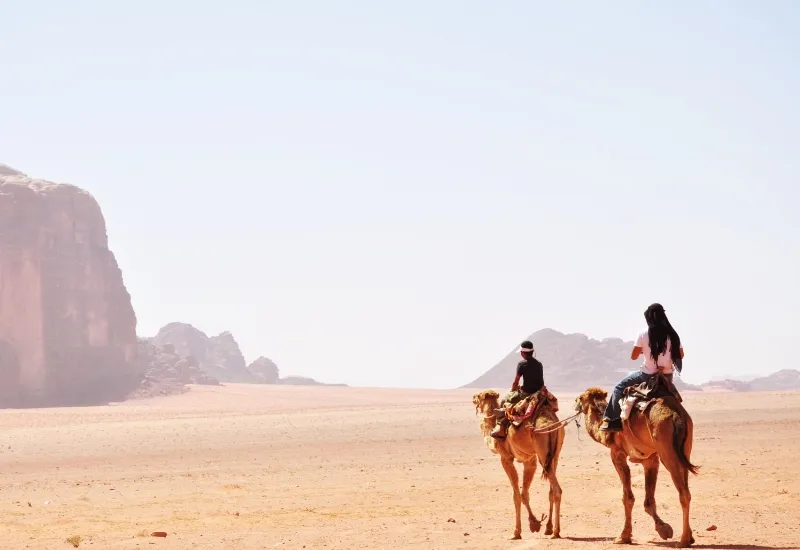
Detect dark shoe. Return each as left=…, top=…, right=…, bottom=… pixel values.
left=491, top=423, right=508, bottom=440
left=601, top=418, right=623, bottom=432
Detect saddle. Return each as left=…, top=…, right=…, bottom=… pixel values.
left=620, top=373, right=682, bottom=421
left=505, top=387, right=559, bottom=427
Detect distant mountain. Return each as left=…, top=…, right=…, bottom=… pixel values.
left=462, top=328, right=702, bottom=392
left=700, top=379, right=752, bottom=392
left=750, top=369, right=800, bottom=391
left=704, top=369, right=800, bottom=392
left=709, top=374, right=759, bottom=383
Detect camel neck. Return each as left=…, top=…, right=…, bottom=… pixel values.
left=479, top=403, right=498, bottom=437
left=585, top=402, right=614, bottom=447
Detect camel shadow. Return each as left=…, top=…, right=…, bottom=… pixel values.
left=653, top=543, right=797, bottom=550
left=564, top=537, right=622, bottom=543
left=565, top=539, right=797, bottom=549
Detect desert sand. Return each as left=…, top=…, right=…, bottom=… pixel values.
left=1, top=385, right=798, bottom=549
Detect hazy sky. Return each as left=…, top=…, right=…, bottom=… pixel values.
left=2, top=1, right=799, bottom=388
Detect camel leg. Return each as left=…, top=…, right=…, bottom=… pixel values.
left=666, top=465, right=693, bottom=547
left=521, top=460, right=543, bottom=534
left=546, top=449, right=563, bottom=539
left=501, top=456, right=523, bottom=540
left=611, top=450, right=634, bottom=544
left=642, top=455, right=673, bottom=540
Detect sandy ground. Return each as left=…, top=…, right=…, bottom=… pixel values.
left=1, top=385, right=798, bottom=550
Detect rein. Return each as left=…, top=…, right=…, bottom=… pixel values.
left=527, top=411, right=582, bottom=434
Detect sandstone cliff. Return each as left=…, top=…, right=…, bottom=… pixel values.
left=0, top=164, right=139, bottom=406
left=463, top=328, right=703, bottom=393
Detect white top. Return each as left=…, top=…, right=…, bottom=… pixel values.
left=635, top=331, right=679, bottom=374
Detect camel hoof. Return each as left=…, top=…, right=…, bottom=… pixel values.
left=510, top=533, right=522, bottom=540
left=544, top=526, right=553, bottom=536
left=657, top=523, right=674, bottom=540
left=550, top=533, right=561, bottom=540
left=614, top=536, right=633, bottom=545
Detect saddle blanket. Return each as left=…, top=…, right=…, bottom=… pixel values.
left=505, top=386, right=559, bottom=427
left=620, top=373, right=683, bottom=421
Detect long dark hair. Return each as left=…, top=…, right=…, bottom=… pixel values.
left=645, top=303, right=682, bottom=372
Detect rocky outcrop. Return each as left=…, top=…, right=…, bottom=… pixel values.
left=463, top=328, right=703, bottom=393
left=0, top=165, right=139, bottom=407
left=151, top=323, right=257, bottom=383
left=132, top=339, right=219, bottom=398
left=148, top=323, right=346, bottom=386
left=207, top=331, right=250, bottom=380
left=700, top=379, right=753, bottom=392
left=704, top=369, right=800, bottom=392
left=275, top=376, right=347, bottom=387
left=247, top=356, right=279, bottom=383
left=749, top=369, right=800, bottom=391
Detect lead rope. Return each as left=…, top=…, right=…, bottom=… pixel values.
left=527, top=411, right=582, bottom=434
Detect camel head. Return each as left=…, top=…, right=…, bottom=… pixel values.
left=472, top=389, right=500, bottom=417
left=574, top=387, right=608, bottom=414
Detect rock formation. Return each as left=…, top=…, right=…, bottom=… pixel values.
left=132, top=339, right=219, bottom=398
left=148, top=322, right=344, bottom=386
left=700, top=379, right=753, bottom=392
left=151, top=323, right=257, bottom=383
left=749, top=369, right=800, bottom=391
left=703, top=369, right=800, bottom=392
left=463, top=328, right=703, bottom=392
left=0, top=164, right=139, bottom=407
left=247, top=356, right=279, bottom=383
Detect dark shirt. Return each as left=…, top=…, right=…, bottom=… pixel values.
left=517, top=358, right=544, bottom=394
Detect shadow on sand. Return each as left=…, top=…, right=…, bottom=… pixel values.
left=565, top=538, right=797, bottom=550
left=564, top=537, right=619, bottom=543
left=654, top=544, right=798, bottom=550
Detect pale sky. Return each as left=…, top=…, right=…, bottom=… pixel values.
left=2, top=1, right=798, bottom=388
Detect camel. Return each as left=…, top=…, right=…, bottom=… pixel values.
left=573, top=386, right=699, bottom=547
left=472, top=389, right=565, bottom=540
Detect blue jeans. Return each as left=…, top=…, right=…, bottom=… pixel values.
left=604, top=370, right=653, bottom=421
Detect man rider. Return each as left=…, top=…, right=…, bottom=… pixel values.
left=491, top=340, right=545, bottom=440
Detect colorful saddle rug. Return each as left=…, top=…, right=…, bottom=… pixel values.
left=505, top=386, right=559, bottom=427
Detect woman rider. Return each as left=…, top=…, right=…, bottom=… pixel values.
left=601, top=303, right=684, bottom=432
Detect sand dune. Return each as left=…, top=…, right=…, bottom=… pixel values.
left=1, top=384, right=798, bottom=549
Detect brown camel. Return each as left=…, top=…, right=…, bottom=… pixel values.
left=573, top=387, right=699, bottom=547
left=472, top=389, right=565, bottom=540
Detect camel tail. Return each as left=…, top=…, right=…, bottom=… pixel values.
left=672, top=413, right=699, bottom=476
